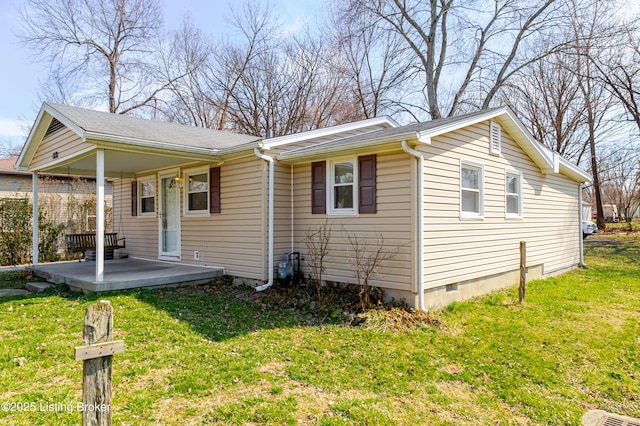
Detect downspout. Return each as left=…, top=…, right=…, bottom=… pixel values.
left=254, top=147, right=274, bottom=292
left=579, top=183, right=586, bottom=267
left=401, top=140, right=427, bottom=312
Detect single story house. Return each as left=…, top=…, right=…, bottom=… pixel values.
left=16, top=102, right=590, bottom=310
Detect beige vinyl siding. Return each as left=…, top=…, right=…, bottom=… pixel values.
left=114, top=157, right=267, bottom=280
left=116, top=175, right=158, bottom=259
left=421, top=121, right=580, bottom=290
left=292, top=151, right=413, bottom=291
left=181, top=157, right=267, bottom=280
left=273, top=162, right=293, bottom=263
left=31, top=128, right=93, bottom=170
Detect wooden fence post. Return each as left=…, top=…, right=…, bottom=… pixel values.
left=74, top=300, right=125, bottom=426
left=519, top=241, right=527, bottom=302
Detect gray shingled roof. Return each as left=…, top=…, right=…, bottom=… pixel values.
left=279, top=108, right=502, bottom=156
left=46, top=103, right=261, bottom=151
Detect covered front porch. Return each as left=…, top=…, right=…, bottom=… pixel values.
left=32, top=258, right=224, bottom=292
left=15, top=103, right=263, bottom=288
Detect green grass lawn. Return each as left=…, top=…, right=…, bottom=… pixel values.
left=1, top=235, right=639, bottom=425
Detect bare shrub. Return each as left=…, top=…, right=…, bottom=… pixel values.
left=304, top=219, right=331, bottom=301
left=344, top=228, right=397, bottom=311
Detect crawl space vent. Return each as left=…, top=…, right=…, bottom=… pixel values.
left=598, top=415, right=640, bottom=426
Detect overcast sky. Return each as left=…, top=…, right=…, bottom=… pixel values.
left=0, top=0, right=322, bottom=147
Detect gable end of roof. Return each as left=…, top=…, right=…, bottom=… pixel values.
left=17, top=104, right=89, bottom=171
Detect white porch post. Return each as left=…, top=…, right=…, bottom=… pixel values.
left=32, top=172, right=39, bottom=265
left=96, top=150, right=105, bottom=282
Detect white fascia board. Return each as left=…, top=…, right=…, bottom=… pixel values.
left=87, top=132, right=221, bottom=156
left=217, top=140, right=262, bottom=157
left=15, top=106, right=46, bottom=170
left=44, top=103, right=87, bottom=139
left=558, top=156, right=592, bottom=183
left=277, top=131, right=419, bottom=163
left=260, top=116, right=400, bottom=150
left=417, top=135, right=432, bottom=144
left=561, top=162, right=592, bottom=183
left=539, top=144, right=591, bottom=183
left=88, top=131, right=264, bottom=161
left=499, top=108, right=554, bottom=172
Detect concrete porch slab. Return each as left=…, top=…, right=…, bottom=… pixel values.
left=31, top=258, right=224, bottom=293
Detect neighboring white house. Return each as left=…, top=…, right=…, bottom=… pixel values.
left=16, top=103, right=590, bottom=310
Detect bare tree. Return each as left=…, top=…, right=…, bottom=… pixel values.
left=502, top=58, right=590, bottom=163
left=155, top=17, right=217, bottom=127
left=17, top=0, right=170, bottom=114
left=331, top=0, right=569, bottom=120
left=501, top=0, right=623, bottom=230
left=220, top=5, right=356, bottom=137
left=326, top=3, right=410, bottom=120
left=0, top=139, right=24, bottom=158
left=591, top=22, right=640, bottom=133
left=598, top=146, right=640, bottom=229
left=568, top=0, right=619, bottom=230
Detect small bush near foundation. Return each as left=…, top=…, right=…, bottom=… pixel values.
left=247, top=279, right=442, bottom=331
left=254, top=281, right=365, bottom=322
left=0, top=197, right=65, bottom=265
left=355, top=304, right=444, bottom=332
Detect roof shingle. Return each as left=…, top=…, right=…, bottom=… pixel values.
left=46, top=103, right=261, bottom=151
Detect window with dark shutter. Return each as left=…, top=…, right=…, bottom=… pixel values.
left=131, top=181, right=137, bottom=216
left=210, top=167, right=221, bottom=213
left=311, top=161, right=326, bottom=214
left=358, top=154, right=376, bottom=213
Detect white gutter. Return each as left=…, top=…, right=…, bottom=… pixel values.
left=254, top=148, right=275, bottom=292
left=401, top=140, right=427, bottom=312
left=278, top=132, right=422, bottom=162
left=579, top=183, right=586, bottom=267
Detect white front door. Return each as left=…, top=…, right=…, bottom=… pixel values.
left=159, top=171, right=180, bottom=259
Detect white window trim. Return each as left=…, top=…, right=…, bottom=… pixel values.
left=460, top=159, right=484, bottom=220
left=505, top=169, right=523, bottom=219
left=490, top=121, right=501, bottom=155
left=183, top=165, right=210, bottom=217
left=138, top=175, right=156, bottom=218
left=327, top=157, right=358, bottom=217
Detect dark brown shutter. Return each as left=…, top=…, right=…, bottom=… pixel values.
left=210, top=167, right=221, bottom=213
left=131, top=181, right=137, bottom=216
left=311, top=161, right=326, bottom=214
left=358, top=154, right=376, bottom=214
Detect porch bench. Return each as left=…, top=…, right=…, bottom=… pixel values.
left=65, top=233, right=125, bottom=254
